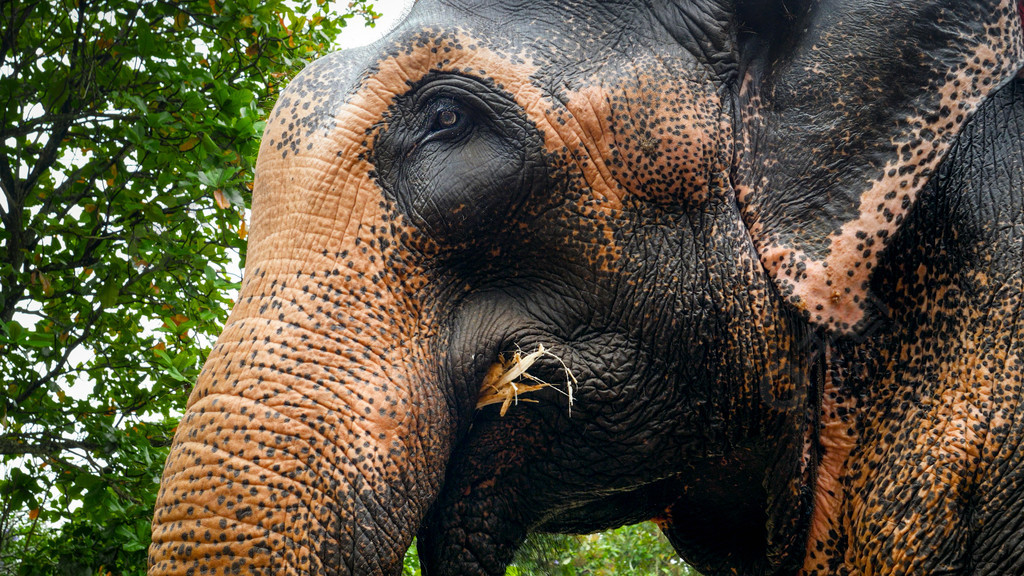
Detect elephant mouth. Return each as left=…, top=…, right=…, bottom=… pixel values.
left=474, top=343, right=577, bottom=417
left=409, top=325, right=590, bottom=572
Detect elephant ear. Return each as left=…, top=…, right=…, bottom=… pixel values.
left=735, top=0, right=1024, bottom=333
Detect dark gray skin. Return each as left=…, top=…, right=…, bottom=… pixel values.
left=148, top=1, right=1024, bottom=575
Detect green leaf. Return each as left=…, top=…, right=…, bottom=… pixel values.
left=222, top=186, right=246, bottom=207
left=97, top=278, right=121, bottom=308
left=21, top=330, right=56, bottom=349
left=153, top=348, right=189, bottom=382
left=125, top=94, right=149, bottom=113
left=201, top=132, right=221, bottom=155
left=4, top=319, right=23, bottom=342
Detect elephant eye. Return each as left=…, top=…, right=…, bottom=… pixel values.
left=424, top=98, right=472, bottom=142
left=436, top=108, right=459, bottom=128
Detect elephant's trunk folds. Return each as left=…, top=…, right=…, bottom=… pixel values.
left=149, top=290, right=439, bottom=576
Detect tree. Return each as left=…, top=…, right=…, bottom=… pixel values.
left=509, top=524, right=698, bottom=576
left=0, top=1, right=377, bottom=573
left=401, top=524, right=699, bottom=576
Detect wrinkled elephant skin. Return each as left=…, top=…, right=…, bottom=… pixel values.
left=149, top=1, right=1024, bottom=575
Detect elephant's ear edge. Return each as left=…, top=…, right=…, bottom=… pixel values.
left=735, top=0, right=1024, bottom=334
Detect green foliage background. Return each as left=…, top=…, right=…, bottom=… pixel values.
left=0, top=1, right=376, bottom=573
left=401, top=524, right=697, bottom=576
left=0, top=1, right=699, bottom=574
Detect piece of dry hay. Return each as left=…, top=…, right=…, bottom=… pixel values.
left=475, top=344, right=577, bottom=417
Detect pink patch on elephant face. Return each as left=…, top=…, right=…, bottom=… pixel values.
left=746, top=14, right=1024, bottom=334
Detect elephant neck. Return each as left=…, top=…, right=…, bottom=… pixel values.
left=799, top=77, right=1024, bottom=575
left=652, top=322, right=828, bottom=576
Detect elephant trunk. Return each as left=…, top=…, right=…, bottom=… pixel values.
left=148, top=268, right=453, bottom=576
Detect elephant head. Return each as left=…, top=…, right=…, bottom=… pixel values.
left=149, top=1, right=1024, bottom=575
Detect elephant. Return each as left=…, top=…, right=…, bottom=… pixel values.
left=148, top=0, right=1024, bottom=574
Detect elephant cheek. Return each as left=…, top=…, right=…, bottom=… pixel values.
left=148, top=278, right=451, bottom=576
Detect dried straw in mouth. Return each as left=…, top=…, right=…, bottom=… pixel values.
left=475, top=344, right=577, bottom=417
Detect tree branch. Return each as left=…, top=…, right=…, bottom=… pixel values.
left=0, top=0, right=40, bottom=73
left=0, top=112, right=138, bottom=141
left=0, top=433, right=99, bottom=456
left=37, top=142, right=135, bottom=226
left=11, top=319, right=96, bottom=405
left=0, top=146, right=18, bottom=208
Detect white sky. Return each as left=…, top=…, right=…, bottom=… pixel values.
left=333, top=0, right=414, bottom=49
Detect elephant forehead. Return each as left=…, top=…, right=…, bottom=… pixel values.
left=560, top=72, right=729, bottom=205
left=248, top=24, right=733, bottom=293
left=249, top=30, right=547, bottom=260
left=255, top=30, right=545, bottom=181
left=253, top=26, right=728, bottom=223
